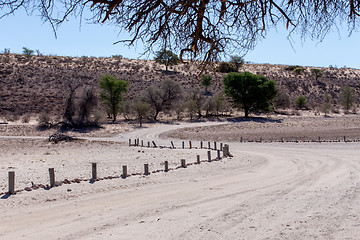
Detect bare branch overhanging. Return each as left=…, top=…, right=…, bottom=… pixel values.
left=1, top=0, right=359, bottom=64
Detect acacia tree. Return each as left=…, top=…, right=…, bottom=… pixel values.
left=340, top=86, right=356, bottom=113
left=142, top=79, right=182, bottom=120
left=223, top=72, right=277, bottom=118
left=154, top=50, right=179, bottom=71
left=99, top=74, right=128, bottom=122
left=1, top=1, right=359, bottom=66
left=201, top=74, right=212, bottom=92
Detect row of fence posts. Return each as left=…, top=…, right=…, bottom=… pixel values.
left=239, top=136, right=352, bottom=143
left=5, top=144, right=231, bottom=195
left=129, top=139, right=224, bottom=151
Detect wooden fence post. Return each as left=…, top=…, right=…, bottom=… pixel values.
left=136, top=139, right=139, bottom=146
left=181, top=159, right=186, bottom=168
left=200, top=141, right=203, bottom=149
left=260, top=137, right=262, bottom=143
left=240, top=137, right=243, bottom=143
left=220, top=143, right=223, bottom=151
left=8, top=171, right=15, bottom=195
left=122, top=165, right=127, bottom=178
left=164, top=161, right=169, bottom=172
left=148, top=142, right=150, bottom=148
left=49, top=168, right=55, bottom=188
left=129, top=139, right=131, bottom=147
left=281, top=137, right=284, bottom=143
left=207, top=151, right=211, bottom=162
left=171, top=141, right=175, bottom=149
left=141, top=140, right=144, bottom=147
left=144, top=164, right=149, bottom=175
left=182, top=141, right=185, bottom=149
left=344, top=136, right=347, bottom=142
left=197, top=155, right=200, bottom=164
left=318, top=137, right=321, bottom=143
left=152, top=141, right=157, bottom=148
left=189, top=141, right=192, bottom=149
left=223, top=145, right=229, bottom=157
left=208, top=142, right=211, bottom=149
left=217, top=150, right=221, bottom=160
left=214, top=142, right=217, bottom=150
left=92, top=163, right=97, bottom=180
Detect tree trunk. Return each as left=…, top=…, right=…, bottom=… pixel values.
left=244, top=108, right=249, bottom=118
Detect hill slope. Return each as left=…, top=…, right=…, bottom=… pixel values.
left=1, top=54, right=359, bottom=118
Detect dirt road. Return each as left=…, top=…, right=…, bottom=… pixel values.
left=1, top=122, right=359, bottom=239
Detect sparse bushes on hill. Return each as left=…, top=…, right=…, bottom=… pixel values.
left=22, top=47, right=34, bottom=57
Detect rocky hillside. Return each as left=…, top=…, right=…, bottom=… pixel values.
left=1, top=53, right=359, bottom=118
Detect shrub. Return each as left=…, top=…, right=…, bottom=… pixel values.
left=275, top=89, right=291, bottom=109
left=201, top=74, right=212, bottom=91
left=340, top=86, right=356, bottom=113
left=294, top=95, right=307, bottom=109
left=216, top=62, right=237, bottom=73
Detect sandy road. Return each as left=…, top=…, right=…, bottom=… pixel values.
left=1, top=122, right=360, bottom=239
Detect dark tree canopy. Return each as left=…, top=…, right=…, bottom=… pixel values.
left=1, top=1, right=359, bottom=64
left=154, top=50, right=180, bottom=71
left=223, top=72, right=277, bottom=118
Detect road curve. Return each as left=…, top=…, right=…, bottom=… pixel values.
left=1, top=122, right=359, bottom=239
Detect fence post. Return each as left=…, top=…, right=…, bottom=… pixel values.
left=148, top=142, right=150, bottom=148
left=217, top=150, right=221, bottom=160
left=344, top=136, right=346, bottom=142
left=144, top=164, right=149, bottom=175
left=207, top=151, right=211, bottom=162
left=223, top=145, right=229, bottom=157
left=141, top=140, right=144, bottom=147
left=260, top=137, right=262, bottom=143
left=122, top=165, right=127, bottom=178
left=182, top=141, right=185, bottom=149
left=208, top=142, right=211, bottom=149
left=189, top=141, right=192, bottom=149
left=181, top=159, right=186, bottom=168
left=152, top=141, right=157, bottom=148
left=164, top=161, right=169, bottom=172
left=171, top=141, right=175, bottom=149
left=197, top=155, right=200, bottom=164
left=214, top=142, right=217, bottom=150
left=240, top=137, right=243, bottom=143
left=129, top=139, right=131, bottom=147
left=49, top=168, right=55, bottom=188
left=92, top=163, right=97, bottom=180
left=136, top=139, right=139, bottom=146
left=318, top=137, right=321, bottom=143
left=8, top=171, right=15, bottom=195
left=220, top=143, right=223, bottom=151
left=281, top=137, right=284, bottom=143
left=200, top=141, right=203, bottom=149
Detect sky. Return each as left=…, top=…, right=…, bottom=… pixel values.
left=1, top=8, right=359, bottom=69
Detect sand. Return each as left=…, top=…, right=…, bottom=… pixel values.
left=0, top=115, right=360, bottom=239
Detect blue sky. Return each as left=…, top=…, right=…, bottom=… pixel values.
left=1, top=8, right=359, bottom=69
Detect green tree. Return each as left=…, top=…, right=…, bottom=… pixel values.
left=340, top=86, right=356, bottom=113
left=230, top=56, right=244, bottom=71
left=22, top=47, right=34, bottom=56
left=99, top=74, right=128, bottom=122
left=311, top=68, right=323, bottom=81
left=154, top=50, right=179, bottom=71
left=132, top=101, right=150, bottom=127
left=321, top=93, right=332, bottom=116
left=201, top=74, right=212, bottom=92
left=295, top=95, right=307, bottom=109
left=223, top=72, right=277, bottom=118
